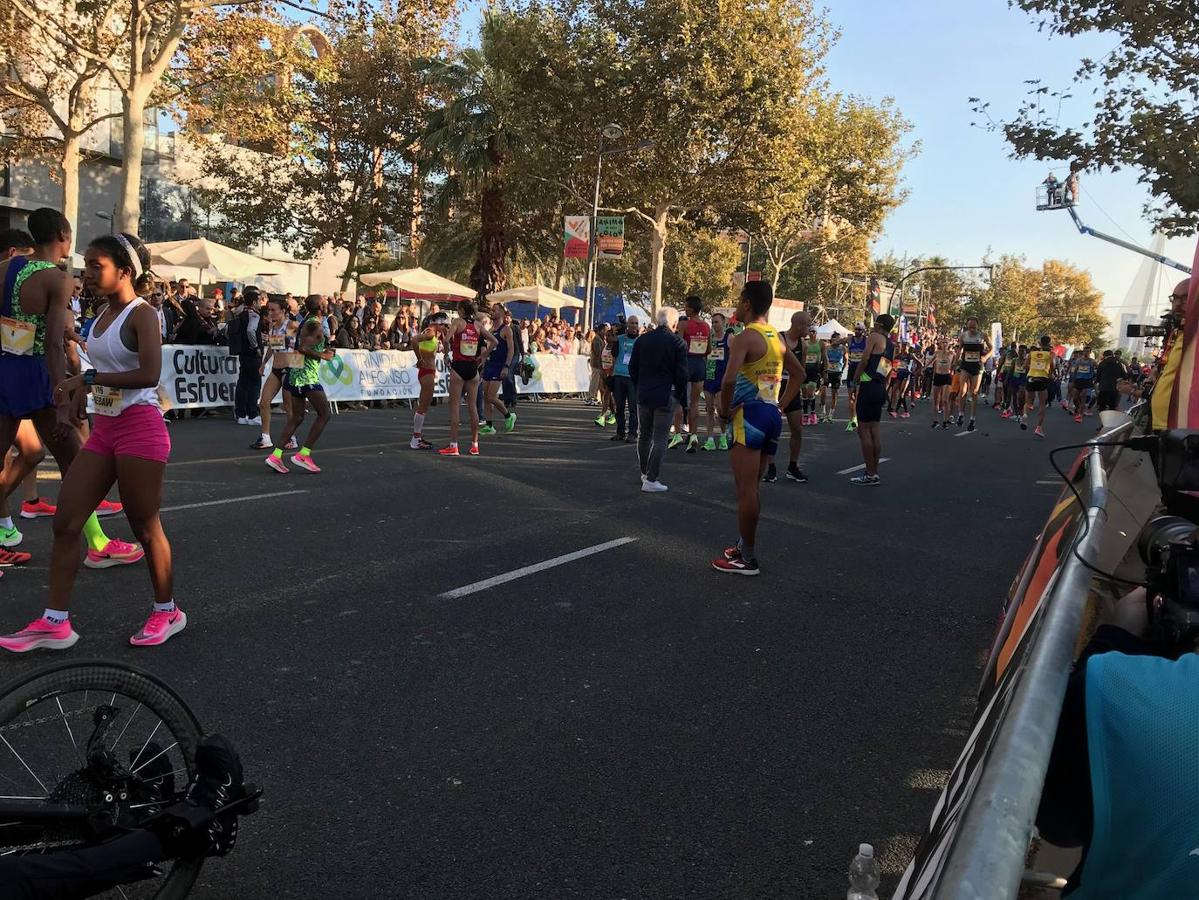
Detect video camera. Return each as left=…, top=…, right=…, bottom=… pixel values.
left=1126, top=311, right=1178, bottom=340
left=1136, top=431, right=1199, bottom=648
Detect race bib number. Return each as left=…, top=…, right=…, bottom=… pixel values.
left=268, top=334, right=287, bottom=351
left=876, top=357, right=893, bottom=378
left=689, top=337, right=708, bottom=355
left=601, top=348, right=614, bottom=367
left=963, top=350, right=981, bottom=363
left=0, top=316, right=35, bottom=356
left=828, top=358, right=843, bottom=372
left=804, top=350, right=820, bottom=364
left=848, top=351, right=863, bottom=363
left=935, top=359, right=951, bottom=374
left=91, top=385, right=124, bottom=417
left=620, top=351, right=632, bottom=367
left=274, top=351, right=304, bottom=369
left=709, top=347, right=725, bottom=362
left=460, top=339, right=478, bottom=357
left=757, top=373, right=781, bottom=402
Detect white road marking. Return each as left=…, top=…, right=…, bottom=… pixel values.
left=954, top=430, right=977, bottom=437
left=837, top=458, right=890, bottom=475
left=159, top=490, right=309, bottom=513
left=1036, top=480, right=1061, bottom=485
left=440, top=537, right=638, bottom=599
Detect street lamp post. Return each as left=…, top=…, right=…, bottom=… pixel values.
left=582, top=126, right=654, bottom=329
left=583, top=124, right=622, bottom=329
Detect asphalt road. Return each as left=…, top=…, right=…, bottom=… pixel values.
left=0, top=392, right=1082, bottom=898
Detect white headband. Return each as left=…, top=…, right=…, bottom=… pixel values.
left=113, top=234, right=142, bottom=280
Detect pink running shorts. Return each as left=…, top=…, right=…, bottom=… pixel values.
left=84, top=404, right=171, bottom=464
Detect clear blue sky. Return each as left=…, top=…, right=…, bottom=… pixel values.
left=459, top=0, right=1192, bottom=323
left=821, top=0, right=1192, bottom=322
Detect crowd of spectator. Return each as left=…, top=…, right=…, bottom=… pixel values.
left=77, top=277, right=601, bottom=356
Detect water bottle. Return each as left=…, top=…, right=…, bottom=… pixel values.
left=847, top=843, right=880, bottom=900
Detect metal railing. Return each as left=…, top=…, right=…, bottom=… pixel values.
left=896, top=422, right=1138, bottom=898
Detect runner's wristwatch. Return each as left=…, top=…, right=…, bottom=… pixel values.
left=82, top=369, right=97, bottom=386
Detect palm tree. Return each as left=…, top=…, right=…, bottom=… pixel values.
left=418, top=14, right=521, bottom=295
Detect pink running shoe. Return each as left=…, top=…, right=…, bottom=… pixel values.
left=85, top=539, right=144, bottom=570
left=129, top=608, right=187, bottom=647
left=1034, top=426, right=1045, bottom=438
left=290, top=453, right=321, bottom=473
left=95, top=499, right=123, bottom=517
left=0, top=616, right=79, bottom=653
left=900, top=411, right=910, bottom=419
left=265, top=454, right=288, bottom=474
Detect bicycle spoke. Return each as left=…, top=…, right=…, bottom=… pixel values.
left=54, top=697, right=79, bottom=762
left=117, top=885, right=130, bottom=900
left=131, top=741, right=178, bottom=776
left=0, top=735, right=46, bottom=795
left=111, top=703, right=141, bottom=752
left=130, top=720, right=162, bottom=772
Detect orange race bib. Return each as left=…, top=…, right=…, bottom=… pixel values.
left=0, top=316, right=35, bottom=356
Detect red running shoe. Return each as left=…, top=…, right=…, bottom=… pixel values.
left=95, top=499, right=123, bottom=517
left=19, top=498, right=55, bottom=519
left=0, top=547, right=31, bottom=567
left=438, top=446, right=460, bottom=456
left=711, top=555, right=760, bottom=576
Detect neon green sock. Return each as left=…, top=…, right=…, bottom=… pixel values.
left=300, top=446, right=312, bottom=457
left=272, top=448, right=283, bottom=459
left=82, top=513, right=109, bottom=553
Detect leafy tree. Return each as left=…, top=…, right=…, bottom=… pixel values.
left=973, top=0, right=1198, bottom=233
left=189, top=0, right=452, bottom=289
left=737, top=95, right=913, bottom=295
left=0, top=5, right=117, bottom=246
left=595, top=220, right=740, bottom=309
left=547, top=0, right=834, bottom=313
left=960, top=255, right=1108, bottom=346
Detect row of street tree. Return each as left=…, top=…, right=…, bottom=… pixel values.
left=0, top=0, right=1190, bottom=316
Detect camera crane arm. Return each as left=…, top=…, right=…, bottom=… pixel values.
left=1065, top=206, right=1192, bottom=274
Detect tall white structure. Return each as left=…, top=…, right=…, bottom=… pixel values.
left=1115, top=233, right=1170, bottom=356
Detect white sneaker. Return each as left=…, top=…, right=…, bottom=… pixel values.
left=641, top=480, right=668, bottom=493
left=237, top=417, right=250, bottom=425
left=248, top=416, right=262, bottom=426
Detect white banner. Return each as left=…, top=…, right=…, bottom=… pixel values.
left=519, top=353, right=591, bottom=395
left=156, top=346, right=588, bottom=408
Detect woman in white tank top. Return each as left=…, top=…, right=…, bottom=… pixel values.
left=28, top=232, right=185, bottom=650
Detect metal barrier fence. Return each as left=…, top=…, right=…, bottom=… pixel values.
left=894, top=421, right=1138, bottom=898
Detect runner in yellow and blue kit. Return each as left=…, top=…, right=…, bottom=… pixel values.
left=711, top=281, right=803, bottom=576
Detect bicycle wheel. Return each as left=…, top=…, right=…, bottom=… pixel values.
left=0, top=659, right=205, bottom=899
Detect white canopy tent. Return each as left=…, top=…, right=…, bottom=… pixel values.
left=146, top=238, right=283, bottom=283
left=359, top=267, right=475, bottom=298
left=816, top=318, right=852, bottom=339
left=486, top=284, right=584, bottom=311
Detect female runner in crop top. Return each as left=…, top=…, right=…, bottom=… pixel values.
left=1, top=233, right=183, bottom=652
left=251, top=296, right=298, bottom=451
left=439, top=300, right=496, bottom=456
left=411, top=312, right=449, bottom=450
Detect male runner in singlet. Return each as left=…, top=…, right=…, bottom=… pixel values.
left=711, top=281, right=802, bottom=576
left=822, top=335, right=845, bottom=422
left=845, top=323, right=867, bottom=432
left=956, top=317, right=991, bottom=432
left=765, top=311, right=810, bottom=484
left=701, top=313, right=730, bottom=451
left=1069, top=347, right=1096, bottom=423
left=673, top=295, right=711, bottom=453
left=1024, top=335, right=1054, bottom=438
left=799, top=326, right=827, bottom=425
left=850, top=314, right=895, bottom=485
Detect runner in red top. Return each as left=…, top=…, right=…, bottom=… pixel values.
left=671, top=295, right=712, bottom=453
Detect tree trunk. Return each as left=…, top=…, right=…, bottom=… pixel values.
left=471, top=180, right=506, bottom=295
left=408, top=157, right=422, bottom=264
left=341, top=241, right=359, bottom=293
left=553, top=249, right=566, bottom=292
left=60, top=136, right=81, bottom=264
left=648, top=205, right=669, bottom=314
left=116, top=90, right=148, bottom=234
